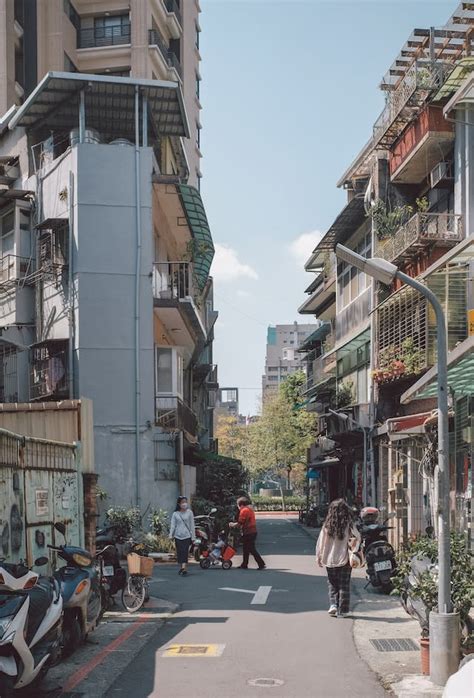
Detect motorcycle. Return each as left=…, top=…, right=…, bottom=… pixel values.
left=0, top=556, right=62, bottom=696
left=359, top=507, right=397, bottom=594
left=49, top=522, right=102, bottom=656
left=193, top=508, right=217, bottom=562
left=95, top=544, right=126, bottom=611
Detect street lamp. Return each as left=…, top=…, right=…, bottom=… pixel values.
left=328, top=408, right=372, bottom=505
left=335, top=243, right=458, bottom=686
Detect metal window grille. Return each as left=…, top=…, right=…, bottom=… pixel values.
left=377, top=287, right=428, bottom=369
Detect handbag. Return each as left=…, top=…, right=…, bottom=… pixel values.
left=349, top=535, right=366, bottom=569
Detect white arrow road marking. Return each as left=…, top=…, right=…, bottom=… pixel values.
left=219, top=586, right=273, bottom=605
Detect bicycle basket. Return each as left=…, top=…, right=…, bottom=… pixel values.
left=127, top=553, right=154, bottom=578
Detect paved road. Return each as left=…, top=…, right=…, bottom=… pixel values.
left=104, top=517, right=386, bottom=698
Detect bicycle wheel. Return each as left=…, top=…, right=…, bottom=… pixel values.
left=121, top=574, right=146, bottom=613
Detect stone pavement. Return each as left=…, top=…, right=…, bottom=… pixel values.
left=295, top=521, right=444, bottom=697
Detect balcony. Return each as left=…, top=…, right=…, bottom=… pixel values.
left=376, top=212, right=463, bottom=265
left=149, top=29, right=182, bottom=79
left=30, top=340, right=69, bottom=401
left=165, top=0, right=182, bottom=27
left=373, top=61, right=451, bottom=150
left=153, top=262, right=207, bottom=350
left=389, top=106, right=454, bottom=183
left=155, top=396, right=198, bottom=439
left=78, top=25, right=131, bottom=49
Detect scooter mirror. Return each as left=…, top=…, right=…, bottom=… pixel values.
left=210, top=508, right=217, bottom=514
left=54, top=522, right=67, bottom=537
left=385, top=512, right=396, bottom=521
left=35, top=556, right=49, bottom=566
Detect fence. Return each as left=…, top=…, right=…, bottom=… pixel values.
left=0, top=426, right=81, bottom=566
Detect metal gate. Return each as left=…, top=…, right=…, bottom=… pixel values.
left=0, top=426, right=81, bottom=566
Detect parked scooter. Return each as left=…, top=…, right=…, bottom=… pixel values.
left=49, top=522, right=102, bottom=656
left=0, top=556, right=62, bottom=696
left=95, top=545, right=126, bottom=611
left=359, top=507, right=397, bottom=594
left=193, top=508, right=217, bottom=562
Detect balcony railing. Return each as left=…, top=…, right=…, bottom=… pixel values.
left=155, top=396, right=198, bottom=437
left=373, top=61, right=451, bottom=148
left=377, top=212, right=463, bottom=264
left=165, top=0, right=182, bottom=27
left=78, top=25, right=131, bottom=49
left=149, top=30, right=182, bottom=78
left=153, top=261, right=194, bottom=301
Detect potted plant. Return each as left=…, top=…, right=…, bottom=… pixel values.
left=392, top=360, right=406, bottom=377
left=391, top=533, right=473, bottom=674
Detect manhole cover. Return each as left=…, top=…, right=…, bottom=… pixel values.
left=248, top=678, right=285, bottom=688
left=370, top=638, right=419, bottom=652
left=163, top=643, right=225, bottom=657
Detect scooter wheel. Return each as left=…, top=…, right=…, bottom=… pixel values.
left=194, top=548, right=201, bottom=562
left=62, top=615, right=82, bottom=657
left=200, top=558, right=211, bottom=569
left=222, top=560, right=232, bottom=570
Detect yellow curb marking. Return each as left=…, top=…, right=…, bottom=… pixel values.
left=163, top=644, right=225, bottom=657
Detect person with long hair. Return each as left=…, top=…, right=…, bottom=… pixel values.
left=169, top=496, right=195, bottom=576
left=315, top=498, right=361, bottom=617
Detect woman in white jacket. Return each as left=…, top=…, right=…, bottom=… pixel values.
left=169, top=496, right=195, bottom=576
left=315, top=499, right=361, bottom=617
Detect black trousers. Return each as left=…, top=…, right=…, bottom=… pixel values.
left=327, top=563, right=352, bottom=613
left=242, top=533, right=265, bottom=568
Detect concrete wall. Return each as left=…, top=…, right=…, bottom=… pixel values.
left=182, top=0, right=201, bottom=188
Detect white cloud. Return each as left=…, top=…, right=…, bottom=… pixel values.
left=211, top=243, right=258, bottom=282
left=289, top=230, right=323, bottom=267
left=236, top=289, right=251, bottom=298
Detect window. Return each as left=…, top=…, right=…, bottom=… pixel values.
left=195, top=22, right=200, bottom=50
left=64, top=0, right=80, bottom=32
left=94, top=14, right=130, bottom=41
left=1, top=211, right=15, bottom=257
left=156, top=348, right=173, bottom=393
left=337, top=229, right=371, bottom=311
left=195, top=74, right=201, bottom=99
left=268, top=376, right=279, bottom=382
left=196, top=122, right=201, bottom=150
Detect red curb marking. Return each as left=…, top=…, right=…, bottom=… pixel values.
left=62, top=617, right=147, bottom=693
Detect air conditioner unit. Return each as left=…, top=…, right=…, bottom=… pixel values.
left=430, top=161, right=453, bottom=189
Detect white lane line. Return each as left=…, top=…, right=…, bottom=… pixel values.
left=219, top=587, right=255, bottom=595
left=251, top=586, right=272, bottom=605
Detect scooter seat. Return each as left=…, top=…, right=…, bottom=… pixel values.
left=26, top=577, right=55, bottom=644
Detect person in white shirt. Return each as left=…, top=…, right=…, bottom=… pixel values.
left=315, top=498, right=361, bottom=618
left=169, top=496, right=195, bottom=576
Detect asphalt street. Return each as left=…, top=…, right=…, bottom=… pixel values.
left=102, top=517, right=386, bottom=698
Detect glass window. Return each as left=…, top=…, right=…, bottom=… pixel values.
left=156, top=348, right=172, bottom=393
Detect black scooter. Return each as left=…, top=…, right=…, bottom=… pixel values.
left=359, top=512, right=397, bottom=594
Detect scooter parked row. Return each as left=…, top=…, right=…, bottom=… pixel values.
left=356, top=507, right=397, bottom=594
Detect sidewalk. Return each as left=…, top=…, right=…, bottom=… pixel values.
left=293, top=522, right=444, bottom=697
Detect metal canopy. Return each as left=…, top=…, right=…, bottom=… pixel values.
left=401, top=336, right=474, bottom=403
left=8, top=71, right=189, bottom=138
left=313, top=196, right=367, bottom=252
left=297, top=323, right=331, bottom=351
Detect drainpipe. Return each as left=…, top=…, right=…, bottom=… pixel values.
left=68, top=171, right=74, bottom=399
left=178, top=431, right=185, bottom=496
left=134, top=86, right=142, bottom=508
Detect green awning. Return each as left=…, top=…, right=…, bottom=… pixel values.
left=178, top=185, right=215, bottom=292
left=401, top=336, right=474, bottom=403
left=297, top=323, right=331, bottom=351
left=434, top=57, right=474, bottom=102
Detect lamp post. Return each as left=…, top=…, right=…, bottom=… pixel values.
left=328, top=408, right=371, bottom=504
left=335, top=244, right=459, bottom=686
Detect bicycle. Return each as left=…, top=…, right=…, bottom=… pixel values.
left=121, top=547, right=154, bottom=613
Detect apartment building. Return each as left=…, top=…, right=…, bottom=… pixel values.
left=299, top=2, right=474, bottom=543
left=0, top=0, right=218, bottom=513
left=262, top=322, right=316, bottom=401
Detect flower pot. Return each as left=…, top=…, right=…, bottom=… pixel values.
left=420, top=637, right=430, bottom=675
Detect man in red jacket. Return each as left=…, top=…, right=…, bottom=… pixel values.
left=230, top=496, right=266, bottom=570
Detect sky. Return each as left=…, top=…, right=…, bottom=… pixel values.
left=200, top=0, right=456, bottom=416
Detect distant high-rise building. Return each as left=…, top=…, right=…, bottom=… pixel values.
left=215, top=387, right=239, bottom=419
left=262, top=322, right=317, bottom=400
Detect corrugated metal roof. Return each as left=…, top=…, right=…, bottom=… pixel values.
left=8, top=71, right=189, bottom=138
left=178, top=185, right=215, bottom=292
left=312, top=196, right=367, bottom=252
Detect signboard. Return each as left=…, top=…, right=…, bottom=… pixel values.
left=469, top=309, right=474, bottom=337
left=35, top=489, right=49, bottom=516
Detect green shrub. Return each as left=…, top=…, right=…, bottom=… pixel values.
left=144, top=533, right=175, bottom=554
left=251, top=496, right=306, bottom=511
left=191, top=497, right=236, bottom=533
left=149, top=508, right=169, bottom=536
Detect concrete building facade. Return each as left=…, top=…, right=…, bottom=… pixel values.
left=262, top=322, right=316, bottom=400
left=0, top=0, right=217, bottom=514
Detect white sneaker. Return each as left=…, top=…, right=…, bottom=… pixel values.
left=328, top=605, right=337, bottom=617
left=337, top=612, right=350, bottom=618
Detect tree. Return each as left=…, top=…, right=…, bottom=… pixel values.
left=214, top=415, right=247, bottom=461
left=245, top=371, right=315, bottom=491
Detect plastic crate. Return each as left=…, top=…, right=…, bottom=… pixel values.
left=127, top=553, right=154, bottom=578
left=222, top=545, right=236, bottom=561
